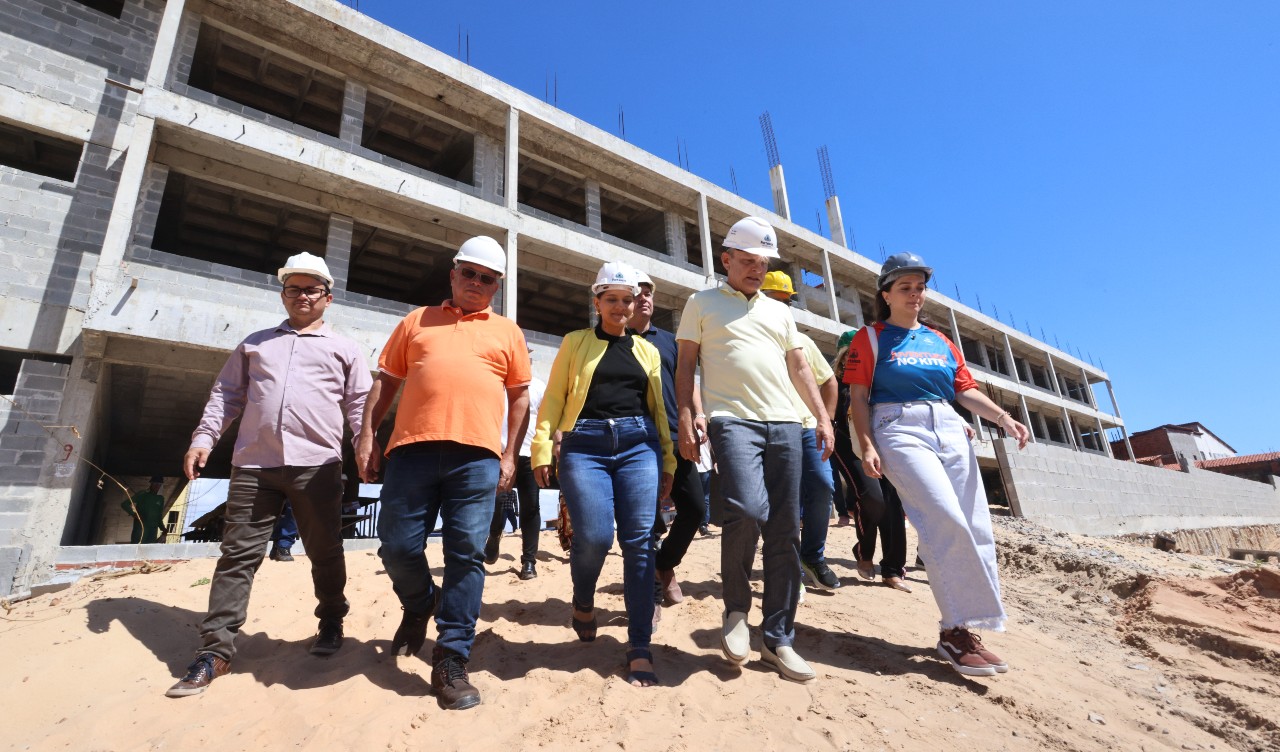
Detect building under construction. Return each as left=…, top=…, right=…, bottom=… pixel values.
left=8, top=0, right=1272, bottom=597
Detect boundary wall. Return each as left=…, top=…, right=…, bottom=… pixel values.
left=997, top=440, right=1280, bottom=536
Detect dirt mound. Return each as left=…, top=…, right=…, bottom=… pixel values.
left=1124, top=568, right=1280, bottom=659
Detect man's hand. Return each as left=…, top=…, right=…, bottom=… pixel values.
left=677, top=414, right=707, bottom=463
left=183, top=447, right=210, bottom=481
left=814, top=421, right=835, bottom=462
left=356, top=433, right=382, bottom=483
left=498, top=454, right=517, bottom=493
left=659, top=472, right=674, bottom=501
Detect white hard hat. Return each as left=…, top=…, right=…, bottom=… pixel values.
left=277, top=252, right=334, bottom=287
left=634, top=270, right=655, bottom=292
left=591, top=261, right=640, bottom=296
left=454, top=236, right=506, bottom=275
left=723, top=216, right=780, bottom=259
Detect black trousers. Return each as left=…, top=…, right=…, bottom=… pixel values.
left=489, top=455, right=544, bottom=564
left=830, top=437, right=907, bottom=578
left=654, top=454, right=706, bottom=572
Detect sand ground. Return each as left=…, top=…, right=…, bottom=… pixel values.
left=2, top=514, right=1277, bottom=752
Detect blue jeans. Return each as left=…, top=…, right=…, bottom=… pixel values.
left=708, top=417, right=802, bottom=650
left=273, top=502, right=298, bottom=549
left=558, top=416, right=660, bottom=649
left=377, top=441, right=498, bottom=660
left=799, top=427, right=835, bottom=564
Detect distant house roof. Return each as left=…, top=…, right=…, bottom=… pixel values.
left=1196, top=451, right=1280, bottom=470
left=1127, top=422, right=1237, bottom=454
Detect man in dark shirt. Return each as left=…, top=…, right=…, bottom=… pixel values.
left=630, top=271, right=705, bottom=606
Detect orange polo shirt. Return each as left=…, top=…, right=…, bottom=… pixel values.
left=378, top=302, right=531, bottom=458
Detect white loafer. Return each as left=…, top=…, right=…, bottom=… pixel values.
left=762, top=644, right=816, bottom=683
left=721, top=611, right=750, bottom=665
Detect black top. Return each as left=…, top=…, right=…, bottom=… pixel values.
left=580, top=324, right=650, bottom=419
left=634, top=325, right=678, bottom=432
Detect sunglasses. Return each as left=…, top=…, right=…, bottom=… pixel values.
left=457, top=266, right=500, bottom=285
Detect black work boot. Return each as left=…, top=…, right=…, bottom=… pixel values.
left=391, top=589, right=438, bottom=657
left=431, top=646, right=481, bottom=710
left=310, top=619, right=344, bottom=656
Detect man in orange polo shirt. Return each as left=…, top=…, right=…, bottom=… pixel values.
left=357, top=236, right=531, bottom=711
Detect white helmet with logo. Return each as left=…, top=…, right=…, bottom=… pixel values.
left=634, top=269, right=655, bottom=292
left=277, top=252, right=334, bottom=287
left=591, top=261, right=640, bottom=296
left=723, top=216, right=780, bottom=258
left=454, top=236, right=506, bottom=276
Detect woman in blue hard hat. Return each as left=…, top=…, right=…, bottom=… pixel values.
left=531, top=261, right=675, bottom=687
left=843, top=252, right=1030, bottom=678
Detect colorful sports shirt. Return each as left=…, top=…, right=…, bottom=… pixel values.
left=841, top=322, right=977, bottom=404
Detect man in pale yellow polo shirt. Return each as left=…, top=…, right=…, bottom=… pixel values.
left=674, top=216, right=833, bottom=683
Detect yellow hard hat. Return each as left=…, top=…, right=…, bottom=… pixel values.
left=761, top=270, right=797, bottom=298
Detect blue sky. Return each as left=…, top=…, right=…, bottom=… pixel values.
left=358, top=1, right=1279, bottom=454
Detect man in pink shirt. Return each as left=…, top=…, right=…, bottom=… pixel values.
left=166, top=252, right=371, bottom=698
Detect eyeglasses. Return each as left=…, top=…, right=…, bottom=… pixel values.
left=457, top=266, right=500, bottom=285
left=282, top=285, right=330, bottom=299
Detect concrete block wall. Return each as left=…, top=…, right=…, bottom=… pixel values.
left=0, top=0, right=163, bottom=353
left=0, top=359, right=71, bottom=596
left=998, top=440, right=1280, bottom=536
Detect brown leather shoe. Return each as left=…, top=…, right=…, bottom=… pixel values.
left=165, top=653, right=230, bottom=697
left=657, top=568, right=684, bottom=604
left=431, top=647, right=481, bottom=710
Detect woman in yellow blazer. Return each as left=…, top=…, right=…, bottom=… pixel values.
left=532, top=262, right=675, bottom=688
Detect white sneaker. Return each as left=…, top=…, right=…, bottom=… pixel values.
left=721, top=611, right=750, bottom=665
left=761, top=644, right=816, bottom=683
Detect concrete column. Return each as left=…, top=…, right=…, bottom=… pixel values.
left=165, top=10, right=202, bottom=88
left=1033, top=411, right=1050, bottom=444
left=768, top=164, right=790, bottom=220
left=783, top=260, right=805, bottom=310
left=1017, top=394, right=1036, bottom=444
left=1001, top=333, right=1020, bottom=382
left=664, top=212, right=687, bottom=261
left=339, top=81, right=367, bottom=147
left=324, top=215, right=354, bottom=292
left=1080, top=367, right=1098, bottom=408
left=128, top=163, right=170, bottom=252
left=504, top=107, right=519, bottom=211
left=502, top=232, right=519, bottom=322
left=1060, top=407, right=1079, bottom=451
left=472, top=133, right=504, bottom=203
left=947, top=308, right=964, bottom=351
left=697, top=193, right=714, bottom=282
left=824, top=196, right=846, bottom=247
left=1105, top=379, right=1136, bottom=461
left=846, top=287, right=865, bottom=329
left=87, top=116, right=156, bottom=314
left=584, top=180, right=601, bottom=231
left=820, top=249, right=840, bottom=322
left=1044, top=353, right=1064, bottom=396
left=975, top=338, right=991, bottom=369
left=1095, top=416, right=1114, bottom=458
left=143, top=0, right=190, bottom=87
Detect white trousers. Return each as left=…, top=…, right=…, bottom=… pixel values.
left=872, top=401, right=1006, bottom=632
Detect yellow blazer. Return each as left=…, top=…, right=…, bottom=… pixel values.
left=531, top=328, right=676, bottom=475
